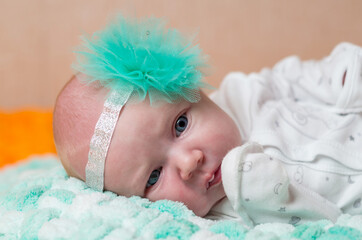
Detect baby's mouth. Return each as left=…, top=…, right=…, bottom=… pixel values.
left=207, top=165, right=222, bottom=189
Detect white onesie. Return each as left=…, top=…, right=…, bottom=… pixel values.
left=207, top=42, right=362, bottom=227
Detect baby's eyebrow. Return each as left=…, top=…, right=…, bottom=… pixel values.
left=125, top=173, right=147, bottom=198
left=134, top=158, right=158, bottom=198
left=139, top=175, right=148, bottom=197
left=135, top=164, right=151, bottom=197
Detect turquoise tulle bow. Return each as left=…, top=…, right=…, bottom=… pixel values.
left=72, top=15, right=210, bottom=104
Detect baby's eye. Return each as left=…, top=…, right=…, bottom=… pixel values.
left=146, top=168, right=162, bottom=188
left=175, top=114, right=188, bottom=137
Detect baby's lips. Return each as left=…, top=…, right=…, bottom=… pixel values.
left=206, top=165, right=222, bottom=189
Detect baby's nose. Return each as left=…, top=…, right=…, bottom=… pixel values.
left=179, top=149, right=203, bottom=180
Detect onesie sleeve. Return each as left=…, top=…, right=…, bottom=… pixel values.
left=221, top=142, right=342, bottom=225
left=271, top=42, right=362, bottom=113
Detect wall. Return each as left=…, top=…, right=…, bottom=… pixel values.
left=1, top=0, right=361, bottom=109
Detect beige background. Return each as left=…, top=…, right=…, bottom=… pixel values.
left=0, top=0, right=361, bottom=109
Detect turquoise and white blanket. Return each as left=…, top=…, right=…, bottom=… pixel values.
left=1, top=156, right=362, bottom=240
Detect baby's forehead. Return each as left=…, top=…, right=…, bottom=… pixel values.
left=123, top=96, right=189, bottom=115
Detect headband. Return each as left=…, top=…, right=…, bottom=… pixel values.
left=73, top=15, right=209, bottom=191
left=85, top=90, right=131, bottom=191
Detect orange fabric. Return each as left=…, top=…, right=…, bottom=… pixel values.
left=0, top=110, right=56, bottom=168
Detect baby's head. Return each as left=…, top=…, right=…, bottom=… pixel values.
left=53, top=16, right=241, bottom=217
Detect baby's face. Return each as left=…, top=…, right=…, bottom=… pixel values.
left=103, top=91, right=242, bottom=216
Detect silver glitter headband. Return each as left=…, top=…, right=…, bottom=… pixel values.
left=85, top=89, right=132, bottom=191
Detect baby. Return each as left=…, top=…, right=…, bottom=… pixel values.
left=53, top=16, right=241, bottom=219
left=53, top=15, right=362, bottom=227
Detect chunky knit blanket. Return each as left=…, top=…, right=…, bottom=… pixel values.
left=1, top=156, right=362, bottom=240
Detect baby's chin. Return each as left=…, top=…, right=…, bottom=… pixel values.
left=194, top=206, right=212, bottom=217
left=194, top=190, right=227, bottom=217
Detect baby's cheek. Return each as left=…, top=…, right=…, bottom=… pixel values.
left=146, top=180, right=183, bottom=202
left=156, top=183, right=195, bottom=202
left=164, top=184, right=191, bottom=202
left=171, top=188, right=211, bottom=216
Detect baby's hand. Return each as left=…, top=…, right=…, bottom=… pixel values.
left=222, top=142, right=289, bottom=209
left=221, top=142, right=341, bottom=224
